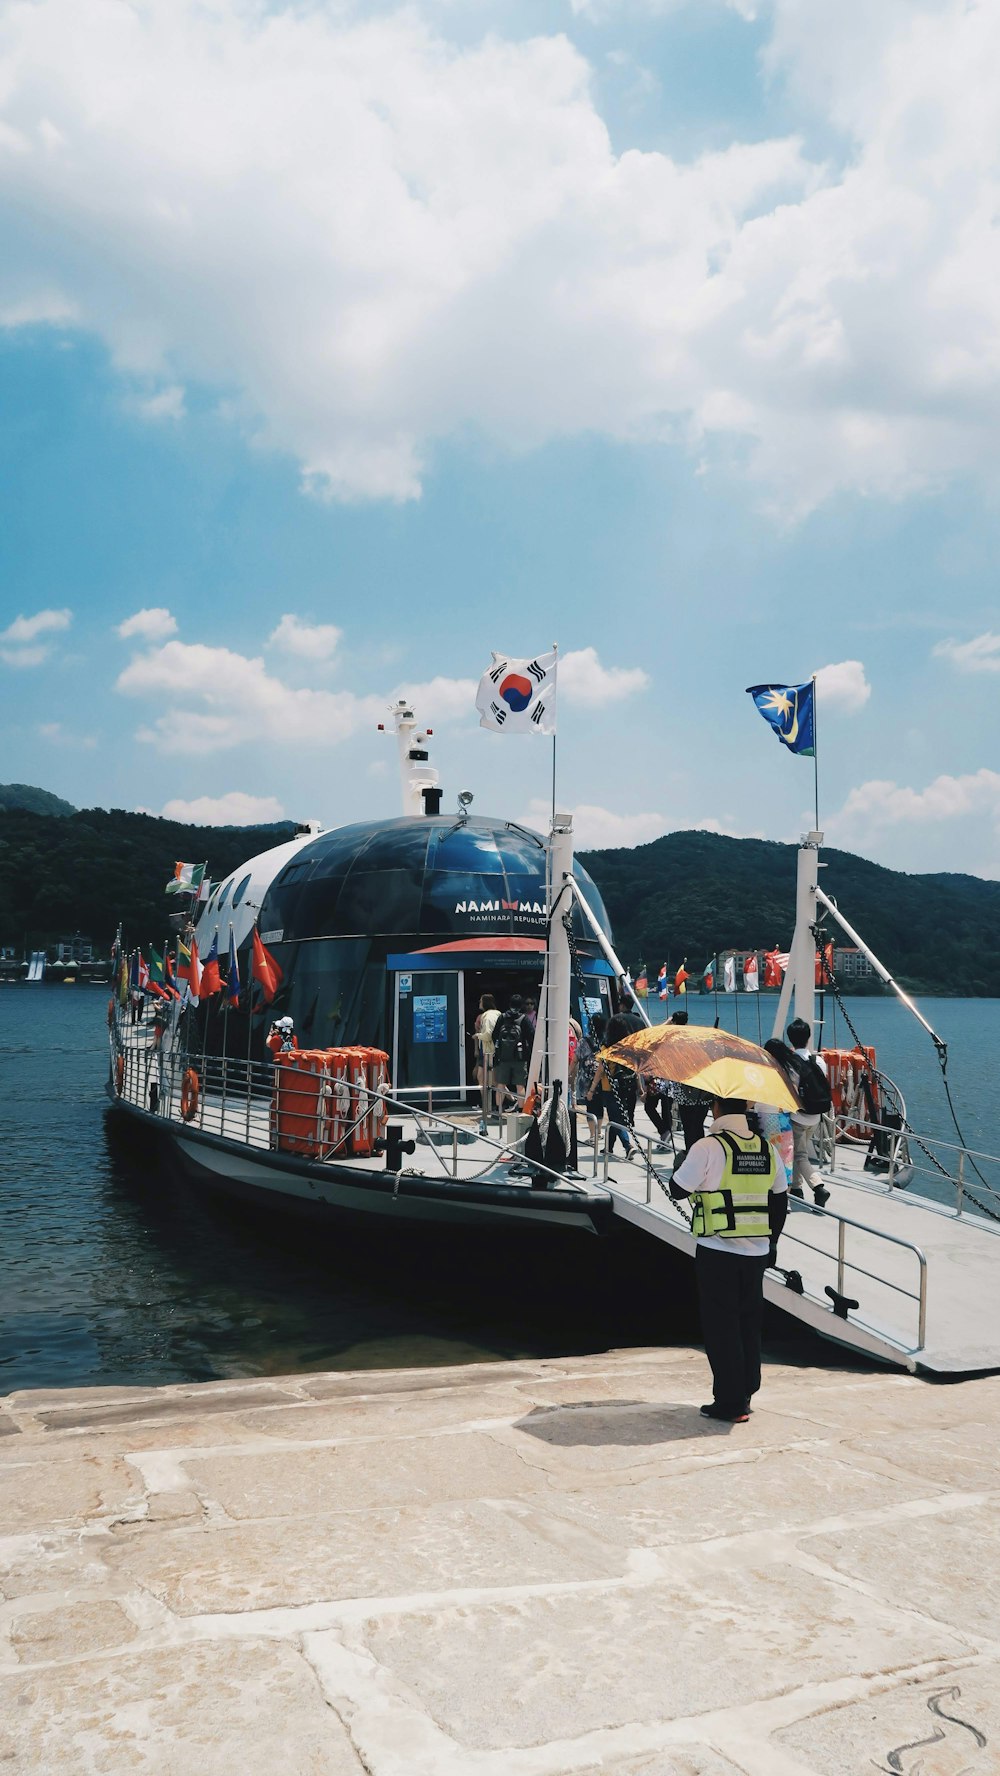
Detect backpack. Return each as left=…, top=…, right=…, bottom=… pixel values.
left=575, top=1033, right=596, bottom=1092
left=493, top=1011, right=524, bottom=1066
left=787, top=1052, right=832, bottom=1115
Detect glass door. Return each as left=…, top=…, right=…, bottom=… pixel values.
left=393, top=970, right=465, bottom=1095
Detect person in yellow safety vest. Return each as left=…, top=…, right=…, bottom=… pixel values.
left=670, top=1096, right=788, bottom=1423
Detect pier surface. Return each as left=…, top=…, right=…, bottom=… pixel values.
left=2, top=1351, right=999, bottom=1775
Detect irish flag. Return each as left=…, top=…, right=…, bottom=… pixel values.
left=166, top=861, right=206, bottom=896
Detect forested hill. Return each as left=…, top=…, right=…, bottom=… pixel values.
left=578, top=830, right=1000, bottom=997
left=0, top=802, right=996, bottom=994
left=0, top=806, right=294, bottom=953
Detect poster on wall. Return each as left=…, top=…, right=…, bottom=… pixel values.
left=413, top=994, right=448, bottom=1044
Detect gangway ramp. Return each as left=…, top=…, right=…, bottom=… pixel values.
left=606, top=1141, right=1000, bottom=1377
left=25, top=950, right=45, bottom=981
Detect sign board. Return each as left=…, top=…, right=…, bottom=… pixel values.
left=413, top=994, right=448, bottom=1044
left=398, top=973, right=412, bottom=995
left=584, top=996, right=603, bottom=1016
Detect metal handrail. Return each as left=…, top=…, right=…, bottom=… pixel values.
left=110, top=1017, right=594, bottom=1196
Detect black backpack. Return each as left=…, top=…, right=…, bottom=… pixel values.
left=788, top=1052, right=832, bottom=1115
left=493, top=1011, right=525, bottom=1066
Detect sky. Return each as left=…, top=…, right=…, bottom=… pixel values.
left=0, top=0, right=998, bottom=877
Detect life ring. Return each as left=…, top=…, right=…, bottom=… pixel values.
left=180, top=1067, right=200, bottom=1122
left=115, top=1053, right=125, bottom=1096
left=107, top=996, right=115, bottom=1030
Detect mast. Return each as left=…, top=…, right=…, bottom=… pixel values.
left=381, top=700, right=440, bottom=817
left=772, top=829, right=822, bottom=1042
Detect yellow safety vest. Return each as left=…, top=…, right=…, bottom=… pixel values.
left=690, top=1131, right=776, bottom=1240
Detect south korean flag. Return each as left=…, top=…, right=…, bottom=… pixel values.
left=476, top=649, right=558, bottom=735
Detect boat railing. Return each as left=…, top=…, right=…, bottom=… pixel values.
left=824, top=1109, right=1000, bottom=1224
left=109, top=1017, right=594, bottom=1195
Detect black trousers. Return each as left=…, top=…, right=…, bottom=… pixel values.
left=695, top=1245, right=768, bottom=1413
left=643, top=1089, right=670, bottom=1139
left=678, top=1103, right=708, bottom=1151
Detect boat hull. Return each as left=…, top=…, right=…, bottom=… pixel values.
left=106, top=1097, right=613, bottom=1237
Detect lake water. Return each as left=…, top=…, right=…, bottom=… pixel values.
left=1, top=986, right=996, bottom=1394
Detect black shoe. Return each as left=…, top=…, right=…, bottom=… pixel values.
left=700, top=1402, right=749, bottom=1424
left=789, top=1185, right=804, bottom=1199
left=813, top=1186, right=830, bottom=1208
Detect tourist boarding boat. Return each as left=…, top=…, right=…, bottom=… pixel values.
left=105, top=704, right=1000, bottom=1373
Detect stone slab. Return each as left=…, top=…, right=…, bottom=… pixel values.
left=810, top=1502, right=1000, bottom=1640
left=776, top=1662, right=1000, bottom=1775
left=847, top=1420, right=1000, bottom=1492
left=100, top=1498, right=626, bottom=1615
left=0, top=1640, right=363, bottom=1774
left=0, top=1454, right=142, bottom=1532
left=363, top=1560, right=964, bottom=1750
left=8, top=1600, right=137, bottom=1664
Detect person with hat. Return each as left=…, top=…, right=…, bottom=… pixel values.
left=670, top=1094, right=788, bottom=1423
left=266, top=1015, right=298, bottom=1058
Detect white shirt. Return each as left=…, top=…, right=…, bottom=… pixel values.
left=789, top=1048, right=828, bottom=1130
left=673, top=1112, right=787, bottom=1257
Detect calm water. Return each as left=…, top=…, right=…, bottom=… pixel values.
left=1, top=987, right=996, bottom=1393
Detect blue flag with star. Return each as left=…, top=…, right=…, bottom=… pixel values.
left=746, top=681, right=815, bottom=756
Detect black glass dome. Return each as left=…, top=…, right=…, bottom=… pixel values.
left=258, top=814, right=611, bottom=944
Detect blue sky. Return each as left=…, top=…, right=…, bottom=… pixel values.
left=0, top=0, right=998, bottom=876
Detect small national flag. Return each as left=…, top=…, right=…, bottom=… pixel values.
left=185, top=937, right=203, bottom=1005
left=703, top=958, right=714, bottom=992
left=164, top=951, right=181, bottom=998
left=744, top=952, right=759, bottom=992
left=148, top=946, right=165, bottom=986
left=763, top=948, right=785, bottom=988
left=656, top=965, right=668, bottom=1000
left=746, top=681, right=815, bottom=756
left=723, top=955, right=737, bottom=993
left=251, top=928, right=282, bottom=1004
left=815, top=941, right=835, bottom=987
left=225, top=925, right=241, bottom=1007
left=674, top=963, right=690, bottom=996
left=117, top=956, right=129, bottom=1006
left=200, top=933, right=222, bottom=997
left=166, top=861, right=206, bottom=896
left=634, top=963, right=648, bottom=999
left=128, top=949, right=140, bottom=992
left=137, top=951, right=149, bottom=989
left=476, top=649, right=557, bottom=735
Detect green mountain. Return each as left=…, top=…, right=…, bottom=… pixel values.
left=0, top=782, right=76, bottom=817
left=0, top=806, right=293, bottom=952
left=578, top=829, right=1000, bottom=997
left=0, top=802, right=995, bottom=994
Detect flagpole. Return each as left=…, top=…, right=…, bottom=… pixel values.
left=551, top=640, right=558, bottom=824
left=812, top=673, right=819, bottom=832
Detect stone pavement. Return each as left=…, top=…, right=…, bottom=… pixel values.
left=2, top=1349, right=999, bottom=1775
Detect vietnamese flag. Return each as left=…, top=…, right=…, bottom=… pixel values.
left=252, top=928, right=283, bottom=1004
left=200, top=934, right=222, bottom=997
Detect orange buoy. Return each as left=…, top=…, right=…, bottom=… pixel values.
left=115, top=1053, right=125, bottom=1096
left=180, top=1067, right=200, bottom=1122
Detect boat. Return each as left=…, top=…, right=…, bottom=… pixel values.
left=105, top=711, right=1000, bottom=1373
left=106, top=702, right=631, bottom=1236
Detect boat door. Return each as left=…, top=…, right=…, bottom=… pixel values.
left=393, top=970, right=466, bottom=1095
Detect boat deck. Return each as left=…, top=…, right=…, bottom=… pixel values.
left=113, top=1021, right=1000, bottom=1376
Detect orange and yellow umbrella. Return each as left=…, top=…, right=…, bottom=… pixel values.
left=602, top=1022, right=800, bottom=1113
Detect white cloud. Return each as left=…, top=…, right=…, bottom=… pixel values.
left=115, top=636, right=476, bottom=753
left=37, top=720, right=97, bottom=747
left=116, top=608, right=178, bottom=642
left=0, top=607, right=72, bottom=666
left=134, top=384, right=185, bottom=422
left=833, top=769, right=1000, bottom=829
left=161, top=791, right=286, bottom=825
left=268, top=613, right=342, bottom=662
left=812, top=659, right=871, bottom=714
left=559, top=647, right=650, bottom=705
left=933, top=631, right=1000, bottom=675
left=3, top=0, right=1000, bottom=511
left=1, top=608, right=72, bottom=645
left=0, top=291, right=76, bottom=329
left=522, top=796, right=667, bottom=847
